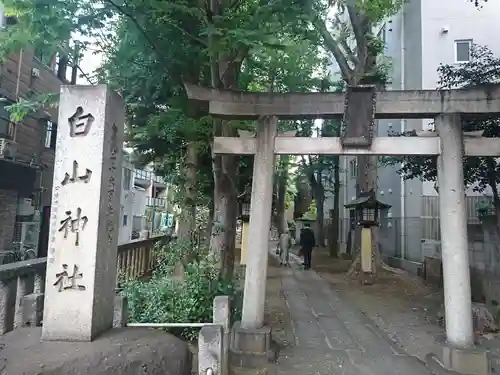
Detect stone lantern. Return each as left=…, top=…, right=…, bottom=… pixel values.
left=344, top=190, right=391, bottom=273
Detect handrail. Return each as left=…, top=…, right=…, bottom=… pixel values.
left=127, top=322, right=221, bottom=328
left=0, top=236, right=170, bottom=335
left=117, top=235, right=168, bottom=254
left=0, top=258, right=47, bottom=281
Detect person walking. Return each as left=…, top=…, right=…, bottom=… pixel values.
left=299, top=223, right=315, bottom=269
left=278, top=228, right=293, bottom=267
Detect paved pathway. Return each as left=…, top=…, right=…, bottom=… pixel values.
left=270, top=250, right=431, bottom=375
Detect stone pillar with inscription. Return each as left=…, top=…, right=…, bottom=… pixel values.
left=42, top=85, right=124, bottom=342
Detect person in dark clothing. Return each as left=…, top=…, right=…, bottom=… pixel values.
left=299, top=223, right=315, bottom=269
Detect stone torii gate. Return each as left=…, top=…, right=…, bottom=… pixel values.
left=186, top=84, right=500, bottom=354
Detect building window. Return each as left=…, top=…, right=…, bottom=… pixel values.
left=44, top=120, right=57, bottom=149
left=123, top=168, right=132, bottom=190
left=455, top=39, right=472, bottom=63
left=0, top=101, right=14, bottom=139
left=123, top=215, right=128, bottom=227
left=34, top=47, right=57, bottom=70
left=349, top=158, right=358, bottom=179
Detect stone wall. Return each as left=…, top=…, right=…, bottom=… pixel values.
left=421, top=215, right=500, bottom=305
left=0, top=189, right=18, bottom=248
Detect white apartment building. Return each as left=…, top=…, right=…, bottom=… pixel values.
left=330, top=0, right=500, bottom=261
left=118, top=158, right=174, bottom=245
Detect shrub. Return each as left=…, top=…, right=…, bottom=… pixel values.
left=121, top=240, right=242, bottom=341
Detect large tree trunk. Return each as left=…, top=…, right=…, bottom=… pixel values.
left=348, top=152, right=380, bottom=275
left=209, top=38, right=241, bottom=278
left=276, top=156, right=289, bottom=235
left=210, top=145, right=237, bottom=279
left=348, top=47, right=381, bottom=275
left=486, top=162, right=500, bottom=229
left=177, top=141, right=197, bottom=243
left=294, top=180, right=313, bottom=218
left=174, top=142, right=198, bottom=278
left=206, top=201, right=215, bottom=245
left=329, top=154, right=341, bottom=257
left=315, top=185, right=325, bottom=247
left=309, top=171, right=326, bottom=247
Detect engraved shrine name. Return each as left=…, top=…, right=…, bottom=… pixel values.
left=52, top=106, right=96, bottom=292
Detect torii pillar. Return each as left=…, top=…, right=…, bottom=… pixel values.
left=436, top=114, right=474, bottom=347
left=230, top=116, right=277, bottom=361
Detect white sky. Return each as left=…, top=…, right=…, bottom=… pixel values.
left=77, top=36, right=104, bottom=84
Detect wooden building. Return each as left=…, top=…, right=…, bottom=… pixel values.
left=0, top=46, right=70, bottom=258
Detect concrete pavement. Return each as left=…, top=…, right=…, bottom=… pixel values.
left=270, top=250, right=431, bottom=375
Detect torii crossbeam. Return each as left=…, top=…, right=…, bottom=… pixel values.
left=186, top=83, right=500, bottom=353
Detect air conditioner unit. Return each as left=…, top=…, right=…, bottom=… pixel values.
left=17, top=197, right=34, bottom=216
left=0, top=138, right=17, bottom=158
left=31, top=67, right=40, bottom=78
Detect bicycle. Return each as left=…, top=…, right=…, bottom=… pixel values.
left=2, top=243, right=37, bottom=265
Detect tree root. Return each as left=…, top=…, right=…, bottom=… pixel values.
left=346, top=250, right=403, bottom=279
left=346, top=252, right=361, bottom=277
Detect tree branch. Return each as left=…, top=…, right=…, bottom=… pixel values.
left=339, top=38, right=358, bottom=66
left=106, top=0, right=208, bottom=49
left=311, top=16, right=353, bottom=82
left=345, top=0, right=368, bottom=72
left=105, top=0, right=167, bottom=59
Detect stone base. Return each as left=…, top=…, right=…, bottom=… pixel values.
left=231, top=321, right=272, bottom=353
left=0, top=327, right=192, bottom=375
left=22, top=293, right=44, bottom=327
left=360, top=272, right=374, bottom=285
left=229, top=322, right=278, bottom=375
left=426, top=345, right=490, bottom=375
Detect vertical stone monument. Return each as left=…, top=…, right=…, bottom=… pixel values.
left=42, top=85, right=124, bottom=341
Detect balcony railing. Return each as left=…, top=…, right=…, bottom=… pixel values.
left=0, top=120, right=15, bottom=140
left=134, top=169, right=165, bottom=184
left=0, top=235, right=170, bottom=335
left=147, top=197, right=166, bottom=207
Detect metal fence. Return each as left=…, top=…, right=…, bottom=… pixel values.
left=323, top=216, right=495, bottom=262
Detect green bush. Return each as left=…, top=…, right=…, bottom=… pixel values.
left=120, top=240, right=243, bottom=341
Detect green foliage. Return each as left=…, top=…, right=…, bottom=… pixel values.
left=121, top=240, right=242, bottom=341
left=95, top=0, right=324, bottom=209
left=355, top=0, right=404, bottom=23
left=2, top=92, right=59, bottom=121
left=0, top=0, right=112, bottom=61
left=303, top=201, right=317, bottom=220
left=382, top=45, right=500, bottom=197
left=285, top=166, right=299, bottom=210
left=477, top=199, right=494, bottom=216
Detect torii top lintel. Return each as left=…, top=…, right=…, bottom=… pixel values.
left=184, top=83, right=500, bottom=120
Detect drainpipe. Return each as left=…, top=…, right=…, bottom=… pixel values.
left=399, top=7, right=406, bottom=259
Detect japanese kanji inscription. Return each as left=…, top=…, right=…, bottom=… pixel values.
left=58, top=208, right=88, bottom=246
left=68, top=106, right=94, bottom=137
left=62, top=160, right=92, bottom=185
left=53, top=264, right=86, bottom=292
left=43, top=85, right=125, bottom=341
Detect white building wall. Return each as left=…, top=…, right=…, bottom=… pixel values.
left=421, top=0, right=500, bottom=90
left=419, top=0, right=500, bottom=199
left=132, top=189, right=147, bottom=217
left=328, top=0, right=500, bottom=259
